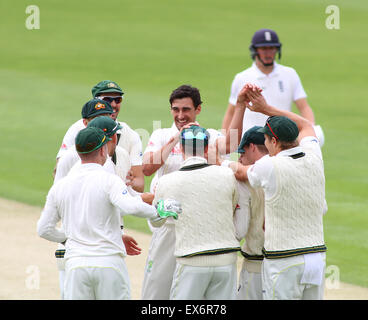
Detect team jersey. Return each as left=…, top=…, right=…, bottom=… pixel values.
left=144, top=123, right=224, bottom=193
left=247, top=136, right=324, bottom=202
left=229, top=62, right=307, bottom=133
left=56, top=119, right=142, bottom=166
left=37, top=163, right=158, bottom=259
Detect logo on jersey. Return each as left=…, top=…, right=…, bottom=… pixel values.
left=171, top=145, right=181, bottom=155
left=147, top=260, right=153, bottom=273
left=95, top=102, right=106, bottom=110
left=278, top=80, right=284, bottom=93
left=122, top=189, right=128, bottom=195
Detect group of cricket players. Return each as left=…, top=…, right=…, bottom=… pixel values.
left=37, top=29, right=327, bottom=300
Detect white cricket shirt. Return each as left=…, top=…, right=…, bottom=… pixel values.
left=247, top=136, right=324, bottom=205
left=229, top=62, right=307, bottom=133
left=144, top=123, right=223, bottom=192
left=154, top=156, right=240, bottom=262
left=37, top=163, right=158, bottom=259
left=56, top=119, right=142, bottom=166
left=54, top=146, right=130, bottom=184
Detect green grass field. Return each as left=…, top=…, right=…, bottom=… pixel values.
left=1, top=0, right=367, bottom=287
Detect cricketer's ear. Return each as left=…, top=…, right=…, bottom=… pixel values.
left=195, top=105, right=202, bottom=116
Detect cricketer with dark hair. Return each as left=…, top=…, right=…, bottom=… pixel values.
left=141, top=84, right=226, bottom=300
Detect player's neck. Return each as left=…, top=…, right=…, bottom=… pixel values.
left=255, top=59, right=274, bottom=75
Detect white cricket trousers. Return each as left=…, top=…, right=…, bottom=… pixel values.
left=64, top=255, right=131, bottom=300
left=141, top=223, right=177, bottom=299
left=262, top=252, right=326, bottom=300
left=237, top=259, right=263, bottom=300
left=170, top=262, right=237, bottom=300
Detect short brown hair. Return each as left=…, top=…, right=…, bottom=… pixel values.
left=169, top=85, right=202, bottom=109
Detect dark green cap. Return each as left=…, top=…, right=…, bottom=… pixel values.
left=180, top=125, right=210, bottom=148
left=87, top=116, right=122, bottom=137
left=75, top=127, right=111, bottom=154
left=237, top=126, right=265, bottom=153
left=257, top=116, right=299, bottom=142
left=81, top=99, right=113, bottom=119
left=92, top=80, right=124, bottom=97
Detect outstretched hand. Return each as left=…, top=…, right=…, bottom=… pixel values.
left=244, top=86, right=268, bottom=113
left=236, top=83, right=263, bottom=109
left=141, top=192, right=154, bottom=205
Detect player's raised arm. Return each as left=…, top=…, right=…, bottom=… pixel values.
left=245, top=89, right=316, bottom=141
left=142, top=133, right=180, bottom=176
left=217, top=84, right=263, bottom=155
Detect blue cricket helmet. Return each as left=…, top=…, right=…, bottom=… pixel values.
left=249, top=29, right=282, bottom=60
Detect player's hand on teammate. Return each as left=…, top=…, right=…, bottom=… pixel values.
left=122, top=234, right=142, bottom=256
left=207, top=143, right=221, bottom=166
left=126, top=169, right=140, bottom=190
left=141, top=192, right=155, bottom=205
left=169, top=121, right=200, bottom=145
left=156, top=199, right=182, bottom=220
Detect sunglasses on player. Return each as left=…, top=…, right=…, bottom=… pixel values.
left=97, top=96, right=123, bottom=104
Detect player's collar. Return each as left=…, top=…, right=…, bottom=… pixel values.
left=80, top=163, right=104, bottom=170
left=180, top=156, right=208, bottom=169
left=252, top=61, right=280, bottom=78
left=277, top=145, right=303, bottom=157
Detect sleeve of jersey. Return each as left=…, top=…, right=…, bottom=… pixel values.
left=300, top=136, right=323, bottom=160
left=149, top=178, right=168, bottom=228
left=231, top=173, right=239, bottom=211
left=128, top=130, right=143, bottom=166
left=114, top=147, right=131, bottom=181
left=37, top=188, right=67, bottom=243
left=143, top=129, right=163, bottom=154
left=247, top=155, right=273, bottom=189
left=56, top=125, right=78, bottom=159
left=233, top=182, right=251, bottom=241
left=54, top=151, right=77, bottom=184
left=291, top=69, right=307, bottom=101
left=229, top=74, right=240, bottom=106
left=109, top=176, right=157, bottom=219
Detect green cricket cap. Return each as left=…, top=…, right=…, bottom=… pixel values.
left=81, top=99, right=113, bottom=119
left=92, top=80, right=124, bottom=97
left=75, top=127, right=111, bottom=154
left=87, top=116, right=122, bottom=137
left=180, top=125, right=210, bottom=147
left=257, top=116, right=299, bottom=142
left=237, top=126, right=265, bottom=153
